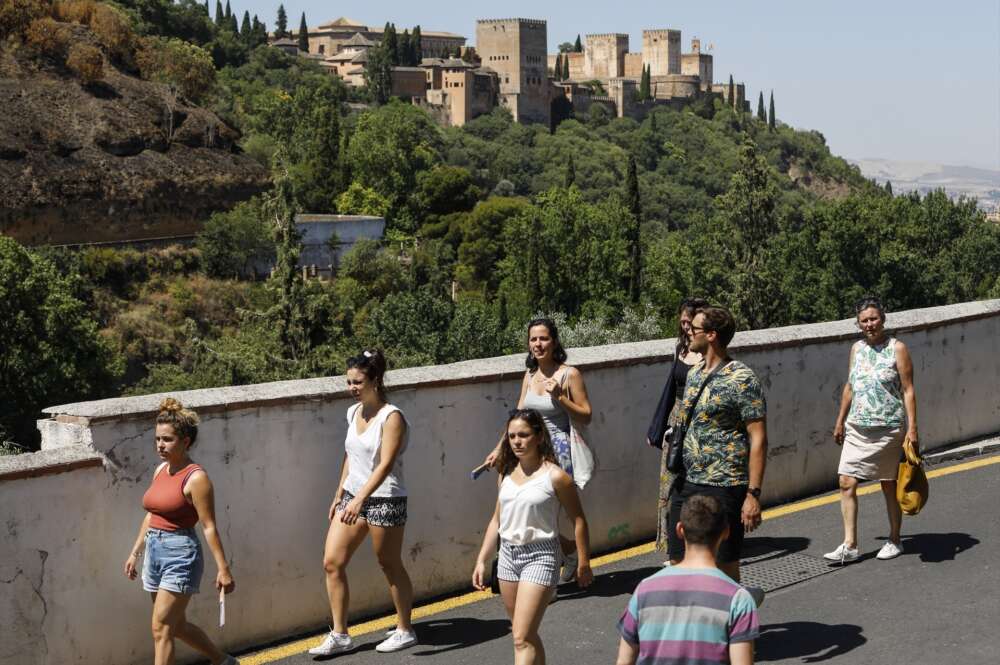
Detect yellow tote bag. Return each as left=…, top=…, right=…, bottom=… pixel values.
left=896, top=438, right=928, bottom=515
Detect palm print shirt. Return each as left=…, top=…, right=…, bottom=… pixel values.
left=847, top=338, right=904, bottom=427
left=677, top=360, right=766, bottom=487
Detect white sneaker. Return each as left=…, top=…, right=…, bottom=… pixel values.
left=876, top=541, right=903, bottom=560
left=744, top=585, right=766, bottom=608
left=308, top=630, right=353, bottom=656
left=375, top=629, right=417, bottom=653
left=822, top=543, right=860, bottom=563
left=560, top=550, right=578, bottom=583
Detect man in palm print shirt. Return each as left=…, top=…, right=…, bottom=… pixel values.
left=667, top=306, right=768, bottom=590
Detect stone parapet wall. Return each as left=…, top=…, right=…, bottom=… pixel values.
left=3, top=300, right=1000, bottom=664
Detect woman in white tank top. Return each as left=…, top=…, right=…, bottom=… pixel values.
left=310, top=350, right=418, bottom=657
left=472, top=409, right=593, bottom=665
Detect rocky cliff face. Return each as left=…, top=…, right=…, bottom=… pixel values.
left=0, top=37, right=269, bottom=245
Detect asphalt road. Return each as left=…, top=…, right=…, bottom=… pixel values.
left=240, top=453, right=999, bottom=665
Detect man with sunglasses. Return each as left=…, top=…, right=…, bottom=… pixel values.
left=666, top=306, right=768, bottom=606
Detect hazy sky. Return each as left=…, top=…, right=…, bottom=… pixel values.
left=243, top=1, right=1000, bottom=169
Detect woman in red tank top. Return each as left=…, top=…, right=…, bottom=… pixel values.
left=123, top=398, right=239, bottom=665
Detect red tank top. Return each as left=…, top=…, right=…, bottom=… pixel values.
left=142, top=463, right=202, bottom=531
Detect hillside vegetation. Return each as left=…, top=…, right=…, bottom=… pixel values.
left=2, top=0, right=999, bottom=450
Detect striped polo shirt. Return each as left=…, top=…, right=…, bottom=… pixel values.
left=618, top=566, right=759, bottom=664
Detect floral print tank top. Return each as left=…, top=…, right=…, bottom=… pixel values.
left=847, top=338, right=904, bottom=427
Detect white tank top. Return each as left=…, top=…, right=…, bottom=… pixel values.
left=498, top=466, right=559, bottom=545
left=343, top=402, right=408, bottom=498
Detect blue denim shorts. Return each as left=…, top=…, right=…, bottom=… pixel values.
left=142, top=528, right=204, bottom=595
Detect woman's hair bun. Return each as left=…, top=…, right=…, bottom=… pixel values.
left=159, top=397, right=184, bottom=414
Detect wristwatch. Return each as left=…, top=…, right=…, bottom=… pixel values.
left=748, top=487, right=762, bottom=499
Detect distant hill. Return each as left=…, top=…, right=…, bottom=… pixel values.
left=850, top=158, right=1000, bottom=211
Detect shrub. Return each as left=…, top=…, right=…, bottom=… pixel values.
left=0, top=0, right=50, bottom=38
left=66, top=41, right=103, bottom=83
left=52, top=0, right=94, bottom=24
left=136, top=36, right=215, bottom=102
left=89, top=2, right=133, bottom=61
left=25, top=16, right=70, bottom=58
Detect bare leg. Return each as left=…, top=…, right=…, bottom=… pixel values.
left=370, top=524, right=414, bottom=632
left=322, top=516, right=369, bottom=634
left=880, top=480, right=902, bottom=544
left=500, top=580, right=551, bottom=665
left=838, top=475, right=860, bottom=548
left=150, top=590, right=227, bottom=665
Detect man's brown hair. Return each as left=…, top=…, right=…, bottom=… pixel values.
left=679, top=494, right=728, bottom=545
left=696, top=306, right=737, bottom=348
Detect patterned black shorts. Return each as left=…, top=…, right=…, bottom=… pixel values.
left=335, top=491, right=408, bottom=527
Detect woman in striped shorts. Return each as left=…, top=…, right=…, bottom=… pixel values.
left=473, top=409, right=593, bottom=664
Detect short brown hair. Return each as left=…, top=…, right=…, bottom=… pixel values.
left=156, top=398, right=200, bottom=446
left=696, top=306, right=737, bottom=348
left=680, top=494, right=728, bottom=545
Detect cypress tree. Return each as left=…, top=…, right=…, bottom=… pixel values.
left=454, top=44, right=463, bottom=59
left=574, top=34, right=582, bottom=52
left=240, top=11, right=251, bottom=41
left=562, top=54, right=569, bottom=79
left=727, top=74, right=734, bottom=108
left=625, top=155, right=642, bottom=304
left=203, top=0, right=209, bottom=16
left=228, top=12, right=237, bottom=35
left=638, top=64, right=651, bottom=100
left=382, top=22, right=398, bottom=65
left=756, top=92, right=765, bottom=121
left=553, top=53, right=562, bottom=79
left=275, top=4, right=287, bottom=38
left=412, top=26, right=422, bottom=62
left=214, top=0, right=224, bottom=29
left=297, top=13, right=309, bottom=52
left=768, top=91, right=776, bottom=130
left=885, top=180, right=893, bottom=195
left=565, top=155, right=576, bottom=188
left=399, top=29, right=412, bottom=66
left=223, top=0, right=231, bottom=20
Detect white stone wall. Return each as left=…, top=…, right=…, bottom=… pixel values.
left=2, top=300, right=999, bottom=664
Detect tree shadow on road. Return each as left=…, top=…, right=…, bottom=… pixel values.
left=557, top=565, right=661, bottom=600
left=756, top=621, right=866, bottom=662
left=409, top=617, right=511, bottom=656
left=897, top=532, right=980, bottom=562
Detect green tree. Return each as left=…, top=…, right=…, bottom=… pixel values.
left=558, top=41, right=574, bottom=53
left=399, top=29, right=412, bottom=66
left=885, top=180, right=893, bottom=195
left=263, top=163, right=308, bottom=362
left=574, top=34, right=582, bottom=52
left=382, top=22, right=399, bottom=65
left=346, top=100, right=443, bottom=228
left=197, top=199, right=275, bottom=278
left=297, top=12, right=308, bottom=52
left=768, top=91, right=776, bottom=130
left=364, top=41, right=393, bottom=104
left=562, top=54, right=569, bottom=79
left=456, top=197, right=532, bottom=293
left=223, top=0, right=231, bottom=21
left=275, top=3, right=287, bottom=38
left=553, top=53, right=562, bottom=79
left=239, top=10, right=251, bottom=42
left=756, top=91, right=765, bottom=121
left=251, top=15, right=267, bottom=47
left=413, top=165, right=482, bottom=227
left=727, top=74, right=734, bottom=107
left=625, top=155, right=642, bottom=303
left=336, top=182, right=391, bottom=216
left=411, top=26, right=422, bottom=62
left=214, top=0, right=224, bottom=29
left=715, top=137, right=782, bottom=328
left=0, top=238, right=121, bottom=447
left=638, top=64, right=651, bottom=101
left=227, top=11, right=237, bottom=35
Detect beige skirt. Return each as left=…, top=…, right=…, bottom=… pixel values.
left=838, top=422, right=904, bottom=481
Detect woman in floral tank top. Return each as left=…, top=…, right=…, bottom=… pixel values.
left=826, top=296, right=919, bottom=564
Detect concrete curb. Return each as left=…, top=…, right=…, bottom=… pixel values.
left=925, top=435, right=1000, bottom=466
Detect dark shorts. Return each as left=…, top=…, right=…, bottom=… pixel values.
left=667, top=478, right=748, bottom=564
left=335, top=490, right=407, bottom=527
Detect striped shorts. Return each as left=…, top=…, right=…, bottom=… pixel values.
left=497, top=538, right=560, bottom=588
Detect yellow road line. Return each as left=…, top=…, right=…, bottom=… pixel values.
left=242, top=452, right=1000, bottom=664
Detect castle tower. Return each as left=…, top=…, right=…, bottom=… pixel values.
left=476, top=18, right=550, bottom=125
left=681, top=37, right=713, bottom=91
left=584, top=33, right=628, bottom=80
left=642, top=29, right=681, bottom=76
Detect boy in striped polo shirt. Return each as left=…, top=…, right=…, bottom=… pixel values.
left=616, top=494, right=759, bottom=665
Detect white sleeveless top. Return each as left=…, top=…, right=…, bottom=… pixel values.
left=343, top=403, right=408, bottom=498
left=498, top=466, right=559, bottom=545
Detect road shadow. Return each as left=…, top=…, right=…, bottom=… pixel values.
left=311, top=617, right=510, bottom=660
left=741, top=536, right=811, bottom=564
left=557, top=565, right=661, bottom=600
left=897, top=532, right=980, bottom=562
left=756, top=621, right=866, bottom=662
